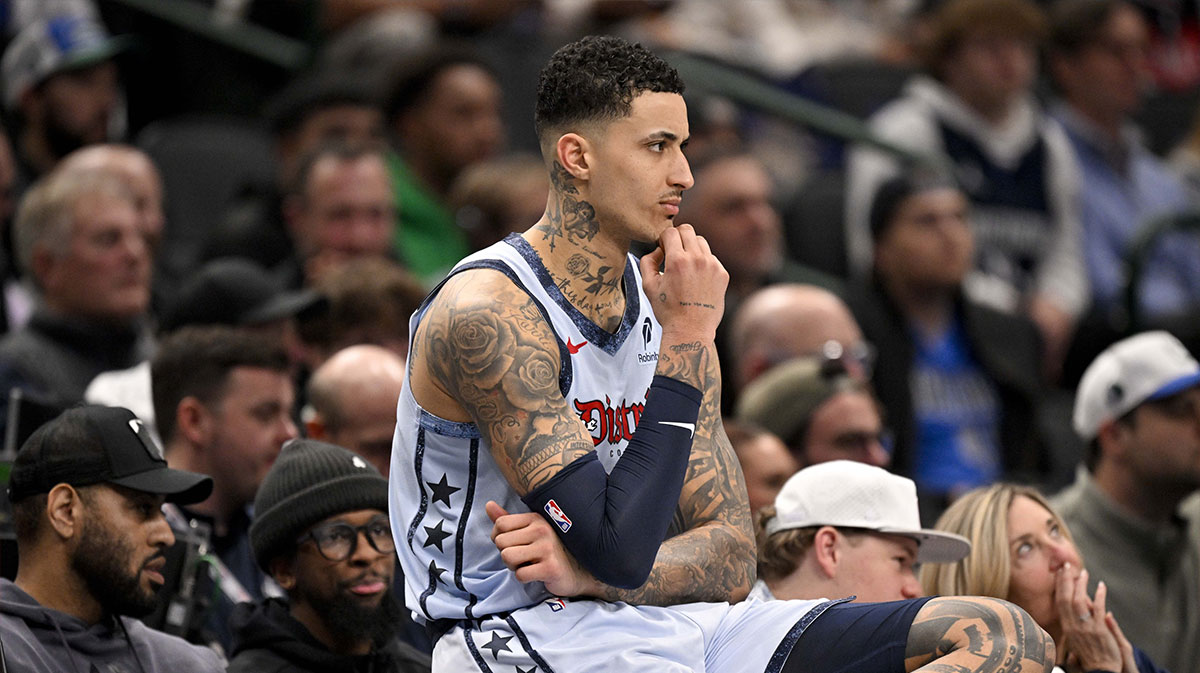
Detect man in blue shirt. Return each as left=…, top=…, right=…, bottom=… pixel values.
left=1047, top=0, right=1200, bottom=320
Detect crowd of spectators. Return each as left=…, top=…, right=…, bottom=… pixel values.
left=0, top=0, right=1198, bottom=671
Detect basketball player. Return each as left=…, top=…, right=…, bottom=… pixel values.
left=389, top=35, right=1054, bottom=673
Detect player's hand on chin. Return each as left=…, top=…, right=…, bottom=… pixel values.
left=641, top=223, right=729, bottom=345
left=486, top=501, right=600, bottom=597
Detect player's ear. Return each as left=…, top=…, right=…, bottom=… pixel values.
left=556, top=133, right=591, bottom=182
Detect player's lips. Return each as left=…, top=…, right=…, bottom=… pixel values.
left=660, top=198, right=681, bottom=216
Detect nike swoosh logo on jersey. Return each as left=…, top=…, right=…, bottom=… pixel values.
left=566, top=338, right=588, bottom=354
left=658, top=421, right=695, bottom=437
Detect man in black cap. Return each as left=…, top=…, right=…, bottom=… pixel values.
left=227, top=439, right=430, bottom=672
left=0, top=405, right=223, bottom=672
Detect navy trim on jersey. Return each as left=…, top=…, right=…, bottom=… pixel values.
left=503, top=233, right=640, bottom=356
left=449, top=256, right=574, bottom=397
left=506, top=613, right=557, bottom=673
left=455, top=437, right=483, bottom=620
left=462, top=623, right=495, bottom=673
left=766, top=597, right=853, bottom=673
left=407, top=426, right=431, bottom=552
left=418, top=558, right=440, bottom=621
left=419, top=409, right=480, bottom=439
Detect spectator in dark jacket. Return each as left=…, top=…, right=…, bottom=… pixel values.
left=844, top=175, right=1047, bottom=521
left=227, top=439, right=430, bottom=673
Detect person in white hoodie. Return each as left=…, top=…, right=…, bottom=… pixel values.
left=846, top=0, right=1086, bottom=379
left=0, top=405, right=223, bottom=673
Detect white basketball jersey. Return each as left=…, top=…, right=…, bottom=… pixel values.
left=389, top=234, right=663, bottom=623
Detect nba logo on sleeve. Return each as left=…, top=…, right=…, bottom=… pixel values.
left=544, top=499, right=573, bottom=532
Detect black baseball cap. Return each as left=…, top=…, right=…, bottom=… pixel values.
left=7, top=406, right=212, bottom=504
left=159, top=257, right=326, bottom=333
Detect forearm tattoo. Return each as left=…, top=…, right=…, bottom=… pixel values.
left=596, top=345, right=756, bottom=605
left=904, top=597, right=1054, bottom=673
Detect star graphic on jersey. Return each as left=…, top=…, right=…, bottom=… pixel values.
left=422, top=520, right=451, bottom=552
left=426, top=473, right=461, bottom=507
left=516, top=666, right=537, bottom=673
left=428, top=560, right=447, bottom=584
left=481, top=631, right=513, bottom=660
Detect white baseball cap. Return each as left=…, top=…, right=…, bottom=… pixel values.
left=1073, top=331, right=1200, bottom=440
left=766, top=460, right=971, bottom=563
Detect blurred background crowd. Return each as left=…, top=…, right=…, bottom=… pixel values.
left=0, top=0, right=1197, bottom=671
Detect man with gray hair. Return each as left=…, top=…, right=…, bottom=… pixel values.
left=1052, top=331, right=1200, bottom=673
left=0, top=160, right=152, bottom=439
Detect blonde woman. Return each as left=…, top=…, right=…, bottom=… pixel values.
left=922, top=484, right=1167, bottom=673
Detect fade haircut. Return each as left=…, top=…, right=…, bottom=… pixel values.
left=534, top=36, right=684, bottom=144
left=151, top=326, right=289, bottom=443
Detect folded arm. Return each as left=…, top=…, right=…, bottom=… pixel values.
left=904, top=596, right=1055, bottom=673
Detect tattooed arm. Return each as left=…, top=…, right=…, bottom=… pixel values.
left=484, top=226, right=752, bottom=604
left=903, top=596, right=1056, bottom=673
left=417, top=269, right=594, bottom=493
left=591, top=344, right=757, bottom=605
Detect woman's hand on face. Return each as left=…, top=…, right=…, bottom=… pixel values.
left=1055, top=563, right=1122, bottom=672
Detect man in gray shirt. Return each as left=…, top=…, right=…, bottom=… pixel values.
left=1053, top=331, right=1200, bottom=673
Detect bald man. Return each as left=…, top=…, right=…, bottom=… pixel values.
left=306, top=344, right=405, bottom=476
left=729, top=283, right=872, bottom=397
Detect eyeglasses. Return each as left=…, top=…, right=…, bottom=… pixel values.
left=831, top=429, right=895, bottom=456
left=297, top=515, right=395, bottom=561
left=819, top=339, right=877, bottom=379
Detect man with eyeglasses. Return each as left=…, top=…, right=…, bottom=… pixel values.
left=736, top=356, right=893, bottom=470
left=1050, top=331, right=1200, bottom=673
left=227, top=439, right=430, bottom=673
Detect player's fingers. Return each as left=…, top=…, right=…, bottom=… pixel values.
left=499, top=545, right=539, bottom=571
left=640, top=246, right=665, bottom=279
left=486, top=501, right=508, bottom=524
left=492, top=517, right=546, bottom=549
left=674, top=223, right=698, bottom=251
left=489, top=511, right=539, bottom=541
left=658, top=224, right=682, bottom=255
left=514, top=561, right=550, bottom=584
left=694, top=233, right=712, bottom=257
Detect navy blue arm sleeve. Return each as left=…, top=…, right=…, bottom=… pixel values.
left=520, top=375, right=703, bottom=589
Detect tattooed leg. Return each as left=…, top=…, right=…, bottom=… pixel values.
left=904, top=597, right=1054, bottom=673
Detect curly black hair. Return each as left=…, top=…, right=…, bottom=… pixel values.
left=534, top=35, right=684, bottom=140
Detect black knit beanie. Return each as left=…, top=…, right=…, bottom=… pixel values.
left=250, top=438, right=390, bottom=571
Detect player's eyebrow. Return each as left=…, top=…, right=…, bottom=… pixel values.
left=643, top=130, right=688, bottom=145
